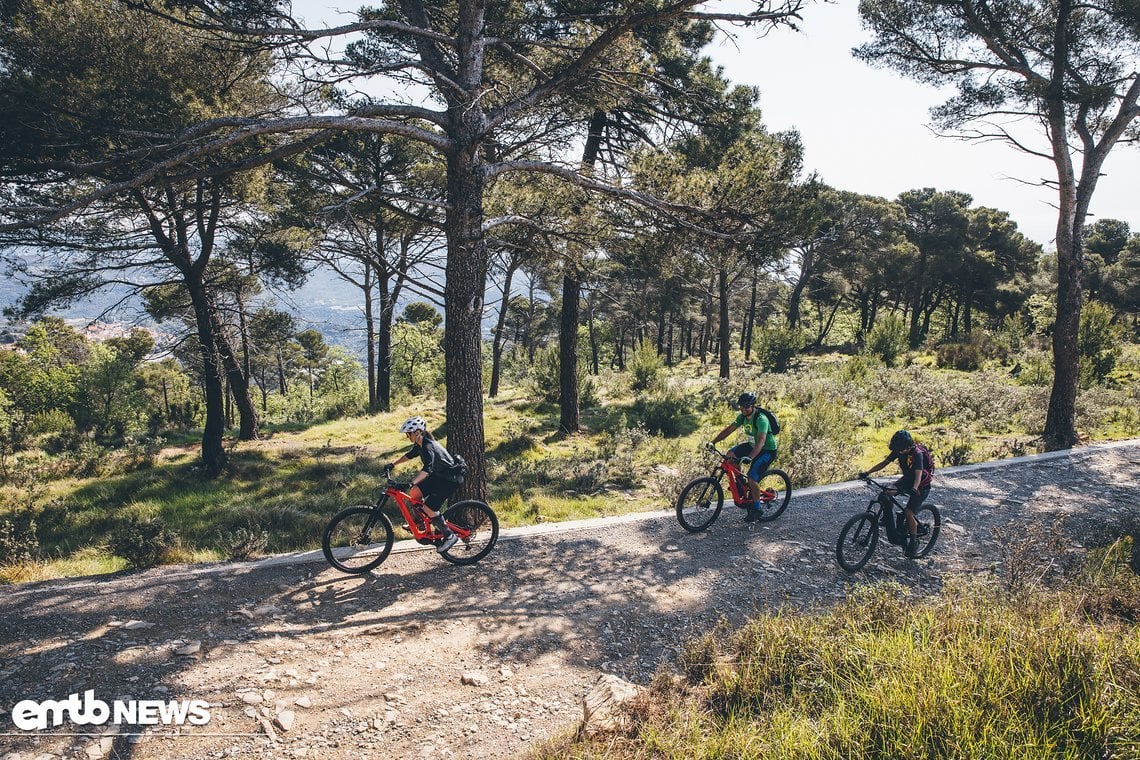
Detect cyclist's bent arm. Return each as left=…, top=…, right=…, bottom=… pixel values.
left=862, top=457, right=891, bottom=476
left=710, top=423, right=739, bottom=446
left=747, top=433, right=768, bottom=460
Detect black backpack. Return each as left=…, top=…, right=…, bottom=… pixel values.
left=757, top=407, right=781, bottom=435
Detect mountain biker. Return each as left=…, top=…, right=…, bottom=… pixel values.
left=858, top=429, right=933, bottom=558
left=385, top=416, right=466, bottom=553
left=709, top=391, right=778, bottom=522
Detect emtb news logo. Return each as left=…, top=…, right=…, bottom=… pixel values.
left=10, top=690, right=211, bottom=731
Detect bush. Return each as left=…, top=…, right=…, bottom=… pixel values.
left=630, top=388, right=698, bottom=437
left=1078, top=301, right=1123, bottom=387
left=840, top=354, right=878, bottom=383
left=221, top=527, right=270, bottom=561
left=110, top=515, right=176, bottom=569
left=936, top=332, right=1004, bottom=371
left=783, top=399, right=861, bottom=487
left=865, top=314, right=908, bottom=367
left=0, top=516, right=39, bottom=567
left=997, top=313, right=1028, bottom=356
left=1013, top=350, right=1053, bottom=386
left=527, top=345, right=561, bottom=403
left=753, top=325, right=808, bottom=373
left=628, top=340, right=664, bottom=392
left=936, top=341, right=986, bottom=370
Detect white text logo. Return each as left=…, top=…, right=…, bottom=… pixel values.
left=11, top=690, right=211, bottom=731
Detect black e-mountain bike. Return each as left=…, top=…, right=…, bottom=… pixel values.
left=835, top=475, right=941, bottom=572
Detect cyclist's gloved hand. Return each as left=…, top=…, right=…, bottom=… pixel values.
left=857, top=471, right=868, bottom=479
left=383, top=463, right=394, bottom=474
left=740, top=456, right=752, bottom=466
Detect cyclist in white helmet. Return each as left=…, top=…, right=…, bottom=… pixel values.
left=386, top=416, right=468, bottom=553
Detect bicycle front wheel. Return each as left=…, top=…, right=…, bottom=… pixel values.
left=836, top=512, right=879, bottom=572
left=440, top=500, right=499, bottom=566
left=676, top=476, right=724, bottom=533
left=754, top=468, right=792, bottom=522
left=910, top=504, right=942, bottom=559
left=322, top=506, right=394, bottom=574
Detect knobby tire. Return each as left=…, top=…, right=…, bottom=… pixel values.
left=754, top=468, right=792, bottom=522
left=676, top=476, right=724, bottom=533
left=836, top=512, right=879, bottom=572
left=322, top=506, right=395, bottom=574
left=439, top=500, right=499, bottom=566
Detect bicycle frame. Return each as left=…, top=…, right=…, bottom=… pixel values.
left=707, top=444, right=779, bottom=506
left=383, top=479, right=473, bottom=543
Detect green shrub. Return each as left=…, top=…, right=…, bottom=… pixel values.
left=0, top=517, right=39, bottom=567
left=1014, top=349, right=1053, bottom=386
left=997, top=313, right=1028, bottom=356
left=630, top=389, right=697, bottom=437
left=839, top=354, right=878, bottom=383
left=628, top=340, right=664, bottom=392
left=936, top=331, right=1005, bottom=371
left=528, top=344, right=595, bottom=404
left=753, top=325, right=808, bottom=373
left=110, top=515, right=176, bottom=569
left=24, top=409, right=76, bottom=437
left=936, top=341, right=986, bottom=370
left=220, top=527, right=270, bottom=561
left=783, top=399, right=860, bottom=487
left=865, top=314, right=908, bottom=367
left=1079, top=301, right=1123, bottom=387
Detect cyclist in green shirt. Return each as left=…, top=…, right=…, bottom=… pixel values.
left=709, top=391, right=778, bottom=522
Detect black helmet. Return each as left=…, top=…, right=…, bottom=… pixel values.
left=889, top=429, right=914, bottom=452
left=737, top=392, right=757, bottom=408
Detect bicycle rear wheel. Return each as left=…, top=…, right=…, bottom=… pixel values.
left=909, top=504, right=941, bottom=558
left=440, top=500, right=499, bottom=566
left=322, top=506, right=394, bottom=574
left=676, top=476, right=724, bottom=533
left=836, top=512, right=879, bottom=572
left=754, top=468, right=792, bottom=522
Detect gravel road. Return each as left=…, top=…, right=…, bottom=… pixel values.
left=2, top=440, right=1138, bottom=760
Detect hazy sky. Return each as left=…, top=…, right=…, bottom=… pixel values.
left=294, top=0, right=1138, bottom=250
left=708, top=0, right=1140, bottom=248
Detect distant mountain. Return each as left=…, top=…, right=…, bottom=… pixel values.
left=0, top=267, right=499, bottom=359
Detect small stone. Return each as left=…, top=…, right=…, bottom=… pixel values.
left=294, top=695, right=312, bottom=709
left=122, top=620, right=154, bottom=630
left=275, top=710, right=295, bottom=732
left=240, top=692, right=263, bottom=705
left=461, top=671, right=489, bottom=687
left=175, top=641, right=201, bottom=656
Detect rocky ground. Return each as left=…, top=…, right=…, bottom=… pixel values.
left=1, top=441, right=1138, bottom=760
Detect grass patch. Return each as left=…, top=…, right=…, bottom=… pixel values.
left=534, top=576, right=1140, bottom=760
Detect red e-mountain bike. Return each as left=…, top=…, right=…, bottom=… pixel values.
left=322, top=467, right=499, bottom=574
left=675, top=443, right=791, bottom=532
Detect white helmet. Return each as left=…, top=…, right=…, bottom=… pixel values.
left=400, top=416, right=428, bottom=434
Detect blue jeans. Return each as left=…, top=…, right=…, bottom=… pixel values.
left=730, top=444, right=777, bottom=481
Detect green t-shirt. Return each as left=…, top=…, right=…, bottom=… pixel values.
left=734, top=409, right=777, bottom=451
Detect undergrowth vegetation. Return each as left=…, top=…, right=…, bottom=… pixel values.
left=1, top=345, right=1138, bottom=581
left=532, top=541, right=1140, bottom=760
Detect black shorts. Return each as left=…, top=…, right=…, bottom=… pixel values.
left=420, top=474, right=462, bottom=510
left=892, top=481, right=930, bottom=512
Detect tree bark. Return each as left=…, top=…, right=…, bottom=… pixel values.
left=718, top=267, right=731, bottom=379
left=211, top=312, right=259, bottom=441
left=187, top=280, right=227, bottom=475
left=489, top=254, right=519, bottom=398
left=1043, top=0, right=1082, bottom=451
left=443, top=112, right=490, bottom=501
left=558, top=272, right=581, bottom=433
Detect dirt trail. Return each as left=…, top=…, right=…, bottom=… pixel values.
left=2, top=441, right=1138, bottom=760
